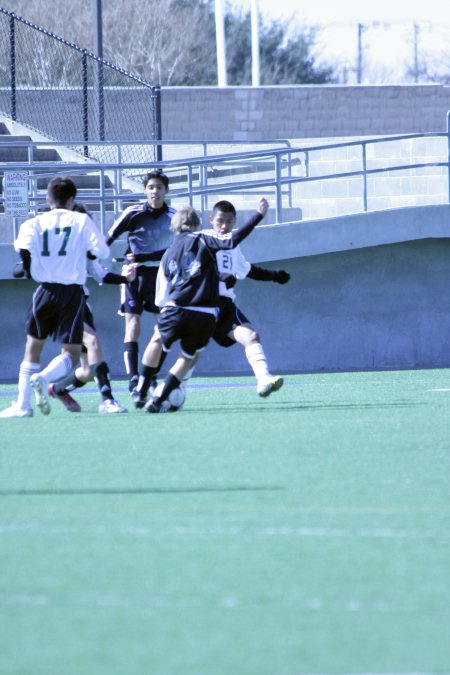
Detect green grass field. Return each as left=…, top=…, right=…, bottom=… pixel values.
left=1, top=369, right=450, bottom=675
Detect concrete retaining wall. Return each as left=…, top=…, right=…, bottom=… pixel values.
left=2, top=206, right=450, bottom=381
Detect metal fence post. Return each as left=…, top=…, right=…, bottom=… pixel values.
left=96, top=58, right=105, bottom=141
left=82, top=51, right=89, bottom=156
left=9, top=13, right=16, bottom=121
left=92, top=0, right=105, bottom=141
left=152, top=85, right=162, bottom=162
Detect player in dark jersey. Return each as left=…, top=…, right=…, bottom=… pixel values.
left=106, top=169, right=176, bottom=394
left=131, top=197, right=269, bottom=413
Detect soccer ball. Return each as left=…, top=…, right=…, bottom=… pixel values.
left=153, top=383, right=186, bottom=412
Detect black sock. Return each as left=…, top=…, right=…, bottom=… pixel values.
left=92, top=361, right=113, bottom=401
left=154, top=350, right=168, bottom=376
left=154, top=373, right=181, bottom=404
left=124, top=341, right=139, bottom=387
left=137, top=365, right=158, bottom=398
left=53, top=373, right=85, bottom=395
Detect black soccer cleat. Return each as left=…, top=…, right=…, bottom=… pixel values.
left=131, top=389, right=146, bottom=409
left=144, top=399, right=166, bottom=414
left=145, top=401, right=161, bottom=413
left=128, top=375, right=139, bottom=393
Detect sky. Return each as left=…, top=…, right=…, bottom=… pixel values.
left=252, top=0, right=443, bottom=24
left=227, top=0, right=450, bottom=83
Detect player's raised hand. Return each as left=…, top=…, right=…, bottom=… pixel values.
left=257, top=197, right=269, bottom=216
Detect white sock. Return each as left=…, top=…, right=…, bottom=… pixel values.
left=17, top=361, right=40, bottom=409
left=39, top=354, right=74, bottom=383
left=245, top=343, right=270, bottom=380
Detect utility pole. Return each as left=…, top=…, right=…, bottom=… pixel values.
left=92, top=0, right=103, bottom=59
left=215, top=0, right=227, bottom=86
left=357, top=23, right=364, bottom=84
left=251, top=0, right=260, bottom=86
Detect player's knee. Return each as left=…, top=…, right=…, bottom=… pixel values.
left=83, top=333, right=102, bottom=359
left=77, top=363, right=92, bottom=380
left=62, top=345, right=82, bottom=368
left=125, top=314, right=140, bottom=341
left=240, top=327, right=259, bottom=346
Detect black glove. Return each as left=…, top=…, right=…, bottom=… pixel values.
left=13, top=261, right=26, bottom=279
left=219, top=273, right=237, bottom=289
left=272, top=270, right=290, bottom=284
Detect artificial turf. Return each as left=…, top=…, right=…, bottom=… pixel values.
left=1, top=370, right=449, bottom=675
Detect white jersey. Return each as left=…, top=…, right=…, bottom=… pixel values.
left=155, top=264, right=168, bottom=308
left=215, top=244, right=251, bottom=300
left=14, top=208, right=109, bottom=285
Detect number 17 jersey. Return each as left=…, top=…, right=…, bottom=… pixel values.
left=14, top=208, right=109, bottom=285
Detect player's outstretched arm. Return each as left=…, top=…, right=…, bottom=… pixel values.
left=126, top=249, right=166, bottom=263
left=231, top=197, right=269, bottom=247
left=247, top=265, right=290, bottom=284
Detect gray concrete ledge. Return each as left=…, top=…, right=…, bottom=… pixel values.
left=239, top=204, right=450, bottom=263
left=2, top=205, right=449, bottom=280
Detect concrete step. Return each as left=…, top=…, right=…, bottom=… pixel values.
left=0, top=133, right=63, bottom=161
left=35, top=174, right=115, bottom=190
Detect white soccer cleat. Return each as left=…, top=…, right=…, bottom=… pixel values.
left=256, top=375, right=284, bottom=398
left=98, top=399, right=128, bottom=414
left=0, top=401, right=33, bottom=418
left=30, top=374, right=51, bottom=415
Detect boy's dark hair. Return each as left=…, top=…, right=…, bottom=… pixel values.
left=47, top=176, right=77, bottom=206
left=212, top=200, right=236, bottom=217
left=142, top=169, right=169, bottom=190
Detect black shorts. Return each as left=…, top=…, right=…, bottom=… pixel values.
left=121, top=266, right=159, bottom=315
left=27, top=283, right=85, bottom=344
left=157, top=306, right=217, bottom=358
left=213, top=297, right=251, bottom=348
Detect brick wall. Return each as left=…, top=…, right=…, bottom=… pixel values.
left=161, top=85, right=450, bottom=141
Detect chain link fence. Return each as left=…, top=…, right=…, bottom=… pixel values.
left=0, top=7, right=161, bottom=163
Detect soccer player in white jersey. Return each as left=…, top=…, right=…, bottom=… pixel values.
left=202, top=199, right=288, bottom=396
left=0, top=176, right=109, bottom=418
left=48, top=256, right=137, bottom=414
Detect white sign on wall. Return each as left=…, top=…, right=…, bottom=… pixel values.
left=4, top=171, right=29, bottom=217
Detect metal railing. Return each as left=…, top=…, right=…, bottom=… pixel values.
left=0, top=126, right=449, bottom=241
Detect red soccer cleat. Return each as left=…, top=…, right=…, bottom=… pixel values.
left=48, top=383, right=81, bottom=413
